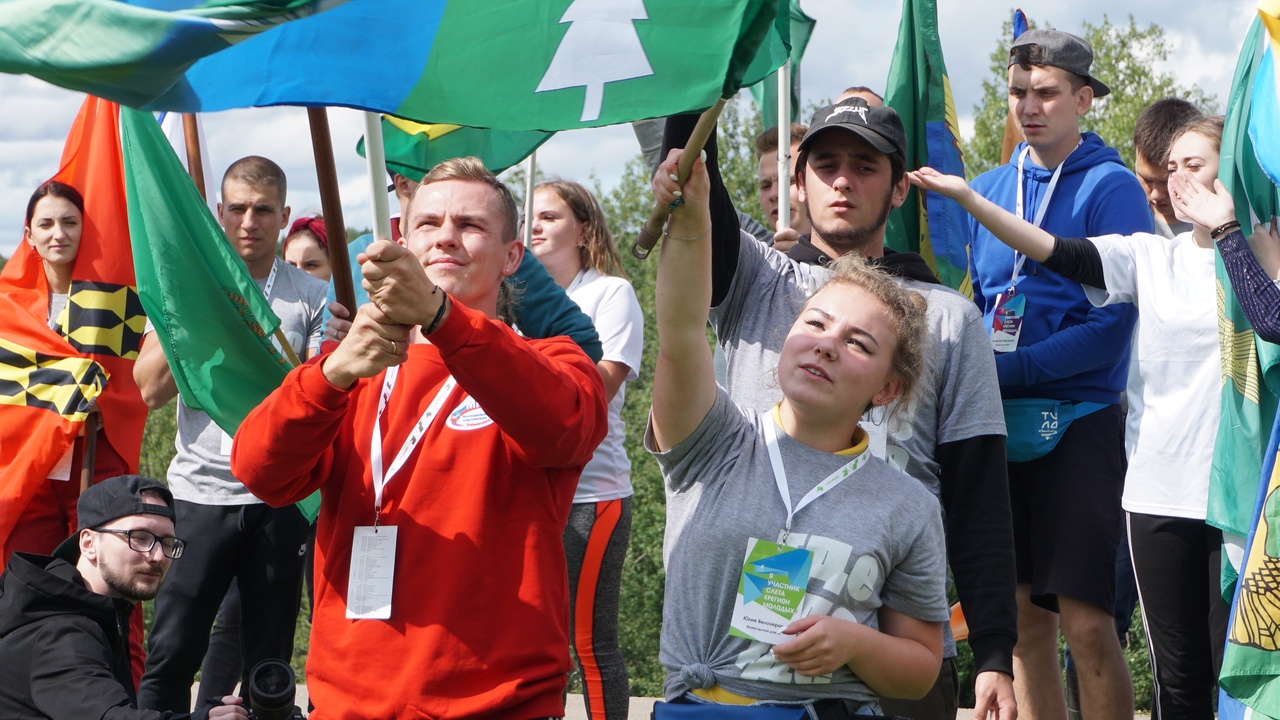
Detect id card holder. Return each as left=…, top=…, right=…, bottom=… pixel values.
left=729, top=538, right=813, bottom=644
left=990, top=289, right=1027, bottom=353
left=346, top=526, right=397, bottom=620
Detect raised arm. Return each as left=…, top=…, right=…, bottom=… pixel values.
left=661, top=114, right=740, bottom=307
left=650, top=148, right=716, bottom=452
left=909, top=167, right=1055, bottom=262
left=509, top=252, right=604, bottom=363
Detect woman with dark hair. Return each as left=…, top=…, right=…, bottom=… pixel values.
left=528, top=179, right=642, bottom=719
left=2, top=179, right=145, bottom=685
left=23, top=180, right=85, bottom=328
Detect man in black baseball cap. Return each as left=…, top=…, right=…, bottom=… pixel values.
left=0, top=475, right=247, bottom=719
left=791, top=96, right=909, bottom=259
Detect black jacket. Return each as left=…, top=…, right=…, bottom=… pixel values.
left=0, top=552, right=195, bottom=720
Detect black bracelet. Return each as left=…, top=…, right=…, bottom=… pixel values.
left=424, top=294, right=450, bottom=335
left=1212, top=220, right=1242, bottom=240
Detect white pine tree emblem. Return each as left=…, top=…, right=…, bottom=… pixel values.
left=535, top=0, right=655, bottom=123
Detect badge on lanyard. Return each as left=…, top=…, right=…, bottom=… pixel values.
left=728, top=418, right=868, bottom=644
left=991, top=288, right=1027, bottom=352
left=347, top=368, right=458, bottom=621
left=346, top=526, right=397, bottom=619
left=730, top=539, right=813, bottom=644
left=990, top=142, right=1079, bottom=353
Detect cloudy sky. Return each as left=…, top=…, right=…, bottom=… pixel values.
left=0, top=0, right=1256, bottom=257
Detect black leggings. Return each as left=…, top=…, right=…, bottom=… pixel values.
left=564, top=498, right=632, bottom=719
left=1127, top=512, right=1228, bottom=720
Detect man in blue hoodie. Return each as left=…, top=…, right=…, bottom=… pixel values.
left=966, top=29, right=1149, bottom=720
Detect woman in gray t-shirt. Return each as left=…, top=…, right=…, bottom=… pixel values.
left=647, top=149, right=949, bottom=713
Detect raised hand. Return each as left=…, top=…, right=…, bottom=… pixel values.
left=1168, top=171, right=1236, bottom=231
left=907, top=166, right=975, bottom=204
left=360, top=240, right=445, bottom=328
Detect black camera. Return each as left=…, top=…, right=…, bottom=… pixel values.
left=246, top=659, right=305, bottom=720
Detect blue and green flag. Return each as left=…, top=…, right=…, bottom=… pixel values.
left=882, top=0, right=969, bottom=292
left=1221, top=412, right=1280, bottom=718
left=135, top=0, right=779, bottom=131
left=0, top=0, right=347, bottom=107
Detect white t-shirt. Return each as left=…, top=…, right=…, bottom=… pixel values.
left=567, top=268, right=644, bottom=503
left=1085, top=232, right=1219, bottom=519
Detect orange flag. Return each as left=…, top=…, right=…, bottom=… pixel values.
left=0, top=97, right=148, bottom=550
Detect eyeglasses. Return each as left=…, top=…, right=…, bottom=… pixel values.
left=94, top=528, right=186, bottom=559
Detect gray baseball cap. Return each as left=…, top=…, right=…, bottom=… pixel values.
left=1008, top=29, right=1111, bottom=98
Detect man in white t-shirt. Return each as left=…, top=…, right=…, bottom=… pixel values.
left=133, top=156, right=326, bottom=712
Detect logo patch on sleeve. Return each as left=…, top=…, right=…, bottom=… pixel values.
left=446, top=396, right=494, bottom=431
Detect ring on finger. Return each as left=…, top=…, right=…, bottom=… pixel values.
left=390, top=340, right=397, bottom=354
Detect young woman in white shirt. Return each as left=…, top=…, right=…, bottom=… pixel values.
left=529, top=179, right=644, bottom=720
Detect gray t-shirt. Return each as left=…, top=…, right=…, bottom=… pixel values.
left=166, top=259, right=326, bottom=504
left=711, top=232, right=1006, bottom=659
left=648, top=390, right=948, bottom=704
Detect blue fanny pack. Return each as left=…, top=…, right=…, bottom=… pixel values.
left=652, top=704, right=809, bottom=719
left=1002, top=399, right=1106, bottom=463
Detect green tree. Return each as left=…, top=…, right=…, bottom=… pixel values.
left=963, top=13, right=1218, bottom=178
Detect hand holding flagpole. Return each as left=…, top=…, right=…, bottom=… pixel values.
left=632, top=99, right=727, bottom=260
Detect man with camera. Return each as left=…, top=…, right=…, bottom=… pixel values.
left=0, top=474, right=246, bottom=719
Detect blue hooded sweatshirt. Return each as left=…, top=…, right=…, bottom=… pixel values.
left=968, top=132, right=1150, bottom=404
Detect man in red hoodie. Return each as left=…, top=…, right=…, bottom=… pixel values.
left=231, top=157, right=608, bottom=720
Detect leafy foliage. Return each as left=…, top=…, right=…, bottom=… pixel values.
left=963, top=13, right=1218, bottom=178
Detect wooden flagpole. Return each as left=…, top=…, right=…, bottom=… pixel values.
left=632, top=98, right=728, bottom=260
left=308, top=108, right=356, bottom=315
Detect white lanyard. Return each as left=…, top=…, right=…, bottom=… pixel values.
left=1010, top=142, right=1080, bottom=289
left=260, top=257, right=279, bottom=302
left=369, top=366, right=458, bottom=518
left=763, top=418, right=868, bottom=543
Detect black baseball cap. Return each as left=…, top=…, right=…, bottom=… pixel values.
left=1008, top=29, right=1111, bottom=98
left=798, top=97, right=907, bottom=167
left=52, top=475, right=176, bottom=562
